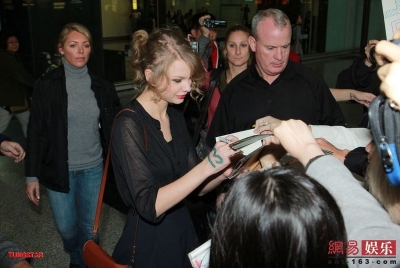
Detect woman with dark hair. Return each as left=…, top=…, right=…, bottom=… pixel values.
left=196, top=24, right=253, bottom=158
left=0, top=30, right=36, bottom=137
left=211, top=167, right=347, bottom=268
left=236, top=117, right=400, bottom=267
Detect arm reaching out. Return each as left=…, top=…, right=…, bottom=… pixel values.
left=330, top=88, right=376, bottom=108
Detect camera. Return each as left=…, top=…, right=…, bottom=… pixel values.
left=189, top=41, right=199, bottom=53
left=203, top=18, right=227, bottom=28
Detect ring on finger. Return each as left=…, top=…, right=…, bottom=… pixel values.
left=260, top=121, right=269, bottom=127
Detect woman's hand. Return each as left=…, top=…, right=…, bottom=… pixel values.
left=0, top=140, right=26, bottom=162
left=350, top=90, right=376, bottom=108
left=26, top=182, right=40, bottom=206
left=206, top=135, right=239, bottom=176
left=253, top=116, right=282, bottom=134
left=316, top=138, right=349, bottom=163
left=257, top=119, right=324, bottom=167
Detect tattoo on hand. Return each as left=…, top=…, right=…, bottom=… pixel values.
left=213, top=148, right=223, bottom=164
left=207, top=154, right=216, bottom=168
left=207, top=147, right=223, bottom=168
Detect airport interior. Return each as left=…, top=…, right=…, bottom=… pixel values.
left=0, top=0, right=394, bottom=267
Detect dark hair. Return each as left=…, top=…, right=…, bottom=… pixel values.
left=223, top=24, right=253, bottom=67
left=210, top=168, right=348, bottom=268
left=0, top=29, right=18, bottom=50
left=130, top=26, right=205, bottom=101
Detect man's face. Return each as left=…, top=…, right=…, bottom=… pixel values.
left=249, top=17, right=291, bottom=82
left=209, top=29, right=217, bottom=42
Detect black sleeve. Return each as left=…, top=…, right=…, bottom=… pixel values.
left=343, top=147, right=369, bottom=177
left=111, top=115, right=163, bottom=223
left=336, top=56, right=380, bottom=95
left=0, top=133, right=11, bottom=144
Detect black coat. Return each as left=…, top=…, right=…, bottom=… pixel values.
left=336, top=56, right=380, bottom=96
left=25, top=65, right=122, bottom=192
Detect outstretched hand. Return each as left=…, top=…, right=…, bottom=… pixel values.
left=254, top=117, right=324, bottom=167
left=351, top=90, right=376, bottom=108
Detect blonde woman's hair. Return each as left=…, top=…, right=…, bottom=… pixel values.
left=365, top=144, right=400, bottom=225
left=58, top=23, right=93, bottom=47
left=130, top=26, right=205, bottom=101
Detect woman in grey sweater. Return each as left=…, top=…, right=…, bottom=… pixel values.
left=25, top=23, right=121, bottom=268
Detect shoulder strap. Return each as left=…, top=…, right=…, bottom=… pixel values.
left=192, top=68, right=223, bottom=146
left=91, top=108, right=147, bottom=237
left=368, top=95, right=400, bottom=185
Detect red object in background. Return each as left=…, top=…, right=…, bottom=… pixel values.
left=289, top=52, right=301, bottom=63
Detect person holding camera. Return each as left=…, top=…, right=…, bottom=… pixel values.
left=187, top=12, right=222, bottom=71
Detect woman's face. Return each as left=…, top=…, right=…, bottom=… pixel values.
left=297, top=15, right=302, bottom=24
left=6, top=36, right=19, bottom=54
left=225, top=30, right=250, bottom=68
left=159, top=59, right=192, bottom=104
left=58, top=30, right=91, bottom=68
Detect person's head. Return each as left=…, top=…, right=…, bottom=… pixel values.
left=365, top=142, right=400, bottom=225
left=58, top=23, right=92, bottom=68
left=249, top=8, right=291, bottom=81
left=0, top=30, right=19, bottom=53
left=291, top=14, right=302, bottom=25
left=130, top=26, right=205, bottom=103
left=210, top=168, right=347, bottom=268
left=223, top=24, right=253, bottom=69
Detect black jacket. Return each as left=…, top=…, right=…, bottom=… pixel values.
left=336, top=56, right=380, bottom=96
left=25, top=65, right=122, bottom=192
left=0, top=49, right=37, bottom=107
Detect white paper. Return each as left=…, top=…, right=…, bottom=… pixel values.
left=188, top=239, right=211, bottom=268
left=381, top=0, right=400, bottom=39
left=216, top=129, right=264, bottom=156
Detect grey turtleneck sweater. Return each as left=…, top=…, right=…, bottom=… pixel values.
left=63, top=58, right=103, bottom=171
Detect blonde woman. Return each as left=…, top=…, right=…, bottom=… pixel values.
left=111, top=27, right=237, bottom=267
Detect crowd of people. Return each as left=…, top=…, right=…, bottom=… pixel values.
left=1, top=6, right=400, bottom=268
